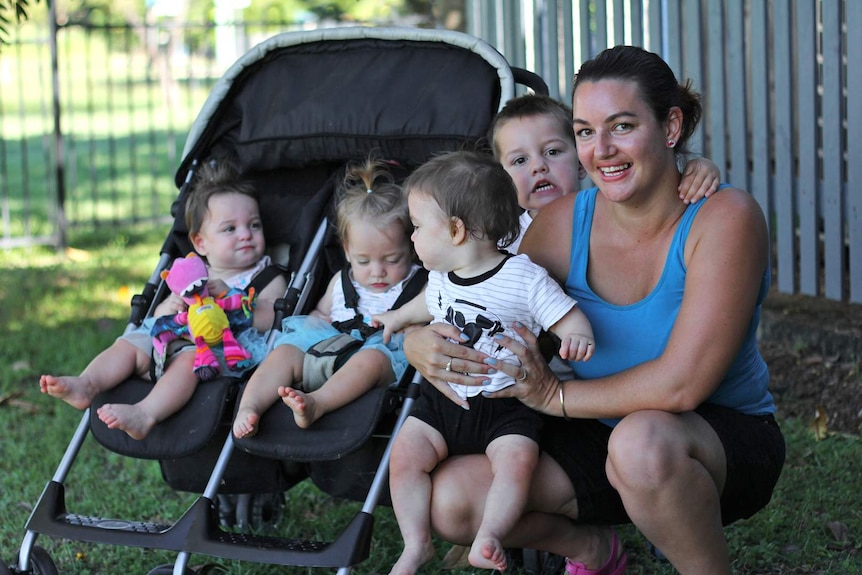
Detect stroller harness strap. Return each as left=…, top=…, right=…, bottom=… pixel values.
left=330, top=265, right=428, bottom=340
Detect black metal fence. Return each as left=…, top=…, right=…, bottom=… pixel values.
left=1, top=15, right=310, bottom=249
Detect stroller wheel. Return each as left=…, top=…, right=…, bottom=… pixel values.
left=21, top=546, right=58, bottom=575
left=235, top=492, right=285, bottom=531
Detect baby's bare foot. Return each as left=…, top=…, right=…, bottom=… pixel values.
left=468, top=535, right=507, bottom=571
left=280, top=387, right=319, bottom=429
left=388, top=540, right=436, bottom=575
left=96, top=404, right=156, bottom=440
left=39, top=374, right=96, bottom=410
left=233, top=408, right=260, bottom=438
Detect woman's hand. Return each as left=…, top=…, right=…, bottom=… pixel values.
left=404, top=323, right=493, bottom=410
left=482, top=322, right=561, bottom=415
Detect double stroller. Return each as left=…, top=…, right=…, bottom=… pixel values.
left=7, top=26, right=551, bottom=575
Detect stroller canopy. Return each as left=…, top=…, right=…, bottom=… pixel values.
left=175, top=26, right=516, bottom=184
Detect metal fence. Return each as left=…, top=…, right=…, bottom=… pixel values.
left=1, top=1, right=860, bottom=304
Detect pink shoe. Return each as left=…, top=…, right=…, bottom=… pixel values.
left=564, top=530, right=627, bottom=575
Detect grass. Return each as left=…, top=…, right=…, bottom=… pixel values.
left=1, top=232, right=861, bottom=574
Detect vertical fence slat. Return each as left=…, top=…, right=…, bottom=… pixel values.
left=664, top=0, right=682, bottom=76
left=682, top=0, right=703, bottom=155
left=594, top=0, right=609, bottom=52
left=645, top=0, right=661, bottom=54
left=796, top=0, right=819, bottom=296
left=612, top=0, right=625, bottom=45
left=561, top=0, right=576, bottom=101
left=821, top=0, right=845, bottom=300
left=849, top=0, right=862, bottom=304
left=725, top=0, right=747, bottom=190
left=705, top=0, right=726, bottom=177
left=628, top=0, right=643, bottom=47
left=773, top=0, right=795, bottom=295
left=749, top=0, right=771, bottom=231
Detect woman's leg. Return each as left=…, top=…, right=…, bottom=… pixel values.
left=606, top=410, right=730, bottom=575
left=233, top=344, right=304, bottom=438
left=430, top=452, right=621, bottom=570
left=96, top=351, right=197, bottom=440
left=280, top=348, right=394, bottom=428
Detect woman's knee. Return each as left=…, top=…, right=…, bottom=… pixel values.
left=606, top=410, right=685, bottom=490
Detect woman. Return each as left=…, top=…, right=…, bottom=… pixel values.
left=402, top=45, right=785, bottom=575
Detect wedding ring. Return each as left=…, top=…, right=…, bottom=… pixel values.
left=445, top=359, right=453, bottom=372
left=517, top=368, right=528, bottom=381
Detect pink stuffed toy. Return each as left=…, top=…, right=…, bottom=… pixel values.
left=151, top=253, right=255, bottom=381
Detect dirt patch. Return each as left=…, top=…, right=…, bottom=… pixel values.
left=760, top=292, right=862, bottom=436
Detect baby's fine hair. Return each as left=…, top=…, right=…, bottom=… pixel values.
left=404, top=150, right=521, bottom=249
left=185, top=159, right=258, bottom=238
left=335, top=157, right=411, bottom=245
left=488, top=94, right=575, bottom=160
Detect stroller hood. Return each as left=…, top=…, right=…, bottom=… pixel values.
left=175, top=27, right=516, bottom=185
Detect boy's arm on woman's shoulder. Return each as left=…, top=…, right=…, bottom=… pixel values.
left=678, top=157, right=721, bottom=204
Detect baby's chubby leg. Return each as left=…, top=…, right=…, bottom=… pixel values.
left=387, top=417, right=449, bottom=575
left=97, top=351, right=197, bottom=440
left=40, top=339, right=150, bottom=410
left=280, top=348, right=394, bottom=429
left=468, top=434, right=540, bottom=571
left=233, top=344, right=304, bottom=438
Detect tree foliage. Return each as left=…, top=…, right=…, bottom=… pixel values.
left=0, top=0, right=41, bottom=47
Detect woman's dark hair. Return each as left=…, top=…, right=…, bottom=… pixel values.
left=404, top=150, right=521, bottom=249
left=573, top=45, right=702, bottom=154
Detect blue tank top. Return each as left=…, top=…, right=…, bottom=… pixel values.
left=566, top=188, right=775, bottom=425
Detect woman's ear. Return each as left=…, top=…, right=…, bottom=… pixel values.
left=665, top=106, right=683, bottom=144
left=450, top=217, right=468, bottom=246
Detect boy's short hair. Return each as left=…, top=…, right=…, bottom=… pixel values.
left=185, top=159, right=258, bottom=238
left=488, top=94, right=575, bottom=159
left=404, top=150, right=521, bottom=249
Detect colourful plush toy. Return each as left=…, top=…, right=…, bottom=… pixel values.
left=151, top=253, right=255, bottom=381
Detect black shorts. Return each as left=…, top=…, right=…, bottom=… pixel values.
left=541, top=403, right=786, bottom=526
left=410, top=379, right=543, bottom=455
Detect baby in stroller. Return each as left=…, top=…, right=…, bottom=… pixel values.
left=40, top=160, right=286, bottom=439
left=233, top=157, right=426, bottom=437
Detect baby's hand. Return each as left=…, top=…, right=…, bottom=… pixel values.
left=207, top=278, right=230, bottom=297
left=558, top=334, right=595, bottom=362
left=371, top=309, right=404, bottom=344
left=679, top=157, right=720, bottom=204
left=155, top=293, right=187, bottom=317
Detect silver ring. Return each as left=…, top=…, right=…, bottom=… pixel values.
left=517, top=368, right=528, bottom=381
left=445, top=359, right=453, bottom=372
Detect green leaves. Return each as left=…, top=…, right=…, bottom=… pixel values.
left=0, top=0, right=41, bottom=49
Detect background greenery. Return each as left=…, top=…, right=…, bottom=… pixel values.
left=0, top=230, right=860, bottom=574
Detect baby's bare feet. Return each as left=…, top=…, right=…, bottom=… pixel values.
left=468, top=535, right=507, bottom=571
left=39, top=374, right=96, bottom=410
left=233, top=408, right=260, bottom=438
left=388, top=540, right=436, bottom=575
left=96, top=403, right=156, bottom=440
left=279, top=387, right=319, bottom=429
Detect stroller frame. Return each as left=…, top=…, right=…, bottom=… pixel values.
left=7, top=26, right=549, bottom=575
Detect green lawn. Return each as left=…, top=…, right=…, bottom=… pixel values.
left=1, top=230, right=861, bottom=574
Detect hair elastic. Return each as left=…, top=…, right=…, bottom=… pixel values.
left=367, top=188, right=373, bottom=194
